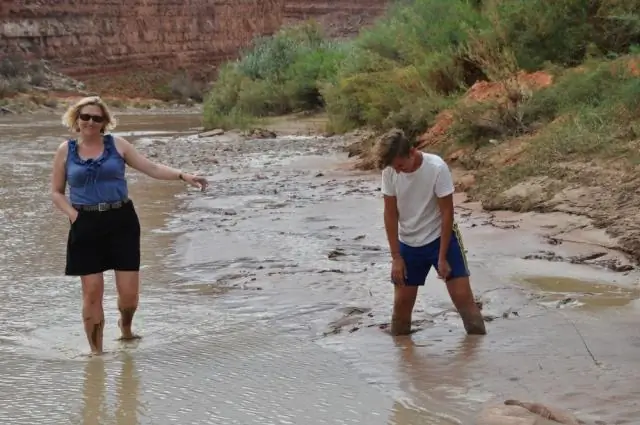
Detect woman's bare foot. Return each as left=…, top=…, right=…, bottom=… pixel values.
left=117, top=319, right=142, bottom=341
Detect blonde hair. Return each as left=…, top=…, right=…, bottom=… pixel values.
left=61, top=96, right=117, bottom=133
left=373, top=128, right=413, bottom=170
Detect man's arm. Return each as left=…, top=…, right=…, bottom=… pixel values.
left=437, top=194, right=454, bottom=260
left=435, top=162, right=456, bottom=261
left=381, top=169, right=401, bottom=258
left=383, top=195, right=401, bottom=259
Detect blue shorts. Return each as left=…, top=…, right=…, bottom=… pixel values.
left=394, top=223, right=470, bottom=286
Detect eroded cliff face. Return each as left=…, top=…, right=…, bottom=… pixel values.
left=284, top=1, right=389, bottom=37
left=0, top=0, right=286, bottom=78
left=0, top=0, right=387, bottom=79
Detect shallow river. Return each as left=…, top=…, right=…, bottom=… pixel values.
left=1, top=112, right=639, bottom=425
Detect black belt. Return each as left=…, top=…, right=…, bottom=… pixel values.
left=73, top=198, right=131, bottom=212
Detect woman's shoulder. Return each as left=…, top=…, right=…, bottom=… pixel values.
left=108, top=134, right=132, bottom=157
left=56, top=139, right=72, bottom=154
left=53, top=139, right=72, bottom=166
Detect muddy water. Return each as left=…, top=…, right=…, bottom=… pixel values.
left=1, top=112, right=640, bottom=424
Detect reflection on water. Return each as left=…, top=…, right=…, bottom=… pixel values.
left=386, top=336, right=482, bottom=425
left=81, top=358, right=107, bottom=425
left=81, top=353, right=141, bottom=425
left=115, top=353, right=141, bottom=425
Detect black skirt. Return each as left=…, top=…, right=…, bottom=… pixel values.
left=65, top=200, right=141, bottom=276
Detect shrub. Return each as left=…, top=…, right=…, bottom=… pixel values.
left=202, top=22, right=350, bottom=129
left=321, top=65, right=455, bottom=136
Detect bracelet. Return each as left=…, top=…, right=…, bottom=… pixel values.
left=178, top=172, right=184, bottom=181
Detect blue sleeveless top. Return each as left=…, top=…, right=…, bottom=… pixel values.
left=65, top=134, right=129, bottom=205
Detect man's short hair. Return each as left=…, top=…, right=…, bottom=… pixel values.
left=374, top=128, right=413, bottom=169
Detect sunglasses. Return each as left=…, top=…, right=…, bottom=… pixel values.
left=79, top=113, right=105, bottom=123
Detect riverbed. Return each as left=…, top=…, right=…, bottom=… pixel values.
left=0, top=112, right=639, bottom=425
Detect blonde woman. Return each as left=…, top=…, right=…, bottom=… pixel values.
left=50, top=96, right=208, bottom=355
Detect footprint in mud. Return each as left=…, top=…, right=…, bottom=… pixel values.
left=374, top=320, right=432, bottom=335
left=326, top=245, right=384, bottom=262
left=322, top=306, right=437, bottom=337
left=321, top=297, right=519, bottom=338
left=322, top=306, right=373, bottom=336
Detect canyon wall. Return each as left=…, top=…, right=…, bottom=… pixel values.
left=0, top=0, right=286, bottom=78
left=0, top=0, right=388, bottom=78
left=284, top=1, right=389, bottom=38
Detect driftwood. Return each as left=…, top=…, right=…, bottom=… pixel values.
left=477, top=400, right=583, bottom=425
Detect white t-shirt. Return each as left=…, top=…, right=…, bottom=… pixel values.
left=381, top=152, right=455, bottom=247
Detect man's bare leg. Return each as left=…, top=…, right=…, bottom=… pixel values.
left=391, top=285, right=419, bottom=336
left=81, top=273, right=105, bottom=355
left=446, top=277, right=486, bottom=335
left=115, top=270, right=141, bottom=340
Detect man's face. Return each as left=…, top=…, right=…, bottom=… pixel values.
left=390, top=150, right=415, bottom=173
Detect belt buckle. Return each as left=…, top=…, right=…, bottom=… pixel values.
left=98, top=202, right=108, bottom=212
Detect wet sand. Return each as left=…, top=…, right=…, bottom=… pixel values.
left=0, top=112, right=639, bottom=424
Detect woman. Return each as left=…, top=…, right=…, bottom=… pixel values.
left=50, top=96, right=208, bottom=355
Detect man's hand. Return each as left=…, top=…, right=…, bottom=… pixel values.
left=437, top=258, right=451, bottom=280
left=391, top=257, right=407, bottom=285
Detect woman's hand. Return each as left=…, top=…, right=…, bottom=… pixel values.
left=181, top=173, right=209, bottom=191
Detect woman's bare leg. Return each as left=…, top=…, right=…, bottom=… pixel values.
left=114, top=270, right=141, bottom=340
left=81, top=273, right=105, bottom=355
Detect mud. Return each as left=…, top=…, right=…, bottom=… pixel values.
left=1, top=112, right=640, bottom=424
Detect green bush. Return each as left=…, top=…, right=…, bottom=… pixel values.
left=321, top=64, right=455, bottom=136
left=202, top=22, right=350, bottom=130
left=523, top=58, right=640, bottom=126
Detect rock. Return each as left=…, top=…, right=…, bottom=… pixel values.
left=328, top=249, right=346, bottom=259
left=243, top=128, right=277, bottom=139
left=456, top=173, right=476, bottom=191
left=476, top=400, right=582, bottom=425
left=199, top=129, right=224, bottom=138
left=484, top=177, right=560, bottom=212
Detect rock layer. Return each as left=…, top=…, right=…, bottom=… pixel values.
left=284, top=0, right=388, bottom=37
left=0, top=0, right=387, bottom=77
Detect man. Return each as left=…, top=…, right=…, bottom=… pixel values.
left=376, top=129, right=486, bottom=336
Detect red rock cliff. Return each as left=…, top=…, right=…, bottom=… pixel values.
left=0, top=0, right=286, bottom=78
left=0, top=0, right=387, bottom=78
left=284, top=1, right=389, bottom=37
